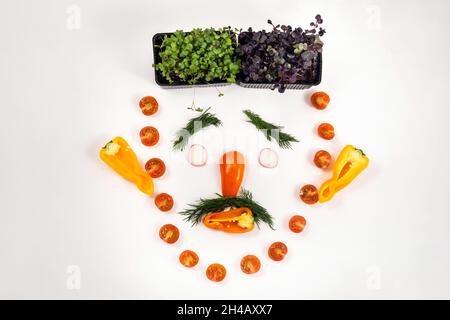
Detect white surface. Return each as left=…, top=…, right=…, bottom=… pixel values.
left=1, top=0, right=450, bottom=300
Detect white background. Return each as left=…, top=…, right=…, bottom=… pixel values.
left=1, top=0, right=449, bottom=299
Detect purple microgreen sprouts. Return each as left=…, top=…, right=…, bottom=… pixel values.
left=238, top=15, right=325, bottom=93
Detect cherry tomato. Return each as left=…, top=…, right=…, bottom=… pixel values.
left=154, top=193, right=174, bottom=212
left=311, top=91, right=330, bottom=110
left=299, top=184, right=319, bottom=205
left=289, top=215, right=307, bottom=233
left=240, top=255, right=261, bottom=274
left=268, top=242, right=288, bottom=261
left=159, top=224, right=179, bottom=244
left=317, top=123, right=335, bottom=140
left=139, top=96, right=159, bottom=116
left=179, top=250, right=199, bottom=268
left=145, top=158, right=166, bottom=178
left=314, top=150, right=332, bottom=169
left=206, top=263, right=226, bottom=282
left=139, top=126, right=159, bottom=146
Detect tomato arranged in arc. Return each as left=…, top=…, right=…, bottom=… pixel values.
left=154, top=193, right=174, bottom=212
left=179, top=250, right=199, bottom=268
left=139, top=96, right=158, bottom=116
left=311, top=91, right=330, bottom=110
left=159, top=224, right=179, bottom=244
left=299, top=184, right=319, bottom=205
left=317, top=123, right=335, bottom=140
left=240, top=255, right=261, bottom=274
left=289, top=215, right=307, bottom=233
left=206, top=263, right=227, bottom=282
left=140, top=126, right=160, bottom=146
left=145, top=158, right=166, bottom=178
left=314, top=150, right=332, bottom=169
left=268, top=242, right=288, bottom=261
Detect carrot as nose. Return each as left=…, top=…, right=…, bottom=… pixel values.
left=220, top=151, right=245, bottom=197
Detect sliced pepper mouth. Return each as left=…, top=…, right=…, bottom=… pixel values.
left=206, top=211, right=254, bottom=229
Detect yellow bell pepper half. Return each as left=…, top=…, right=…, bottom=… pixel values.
left=99, top=137, right=154, bottom=196
left=319, top=145, right=369, bottom=203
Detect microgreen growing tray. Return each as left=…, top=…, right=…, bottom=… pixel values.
left=152, top=32, right=233, bottom=89
left=152, top=32, right=322, bottom=90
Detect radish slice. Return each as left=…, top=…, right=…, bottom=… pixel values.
left=258, top=148, right=278, bottom=168
left=188, top=144, right=208, bottom=167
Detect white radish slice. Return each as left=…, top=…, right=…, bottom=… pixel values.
left=188, top=144, right=208, bottom=167
left=258, top=148, right=278, bottom=168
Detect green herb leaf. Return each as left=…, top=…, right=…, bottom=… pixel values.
left=173, top=107, right=222, bottom=151
left=243, top=109, right=299, bottom=149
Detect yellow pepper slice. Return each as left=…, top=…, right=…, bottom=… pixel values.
left=99, top=137, right=154, bottom=196
left=319, top=145, right=369, bottom=203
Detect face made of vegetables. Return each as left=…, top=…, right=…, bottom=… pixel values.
left=180, top=150, right=274, bottom=232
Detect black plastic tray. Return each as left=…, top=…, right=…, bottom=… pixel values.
left=236, top=52, right=322, bottom=90
left=235, top=31, right=322, bottom=90
left=152, top=32, right=322, bottom=90
left=152, top=32, right=232, bottom=89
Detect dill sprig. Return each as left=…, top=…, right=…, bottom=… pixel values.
left=243, top=109, right=299, bottom=149
left=179, top=189, right=275, bottom=230
left=173, top=107, right=222, bottom=151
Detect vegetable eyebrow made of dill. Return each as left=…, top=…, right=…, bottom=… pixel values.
left=173, top=107, right=222, bottom=151
left=179, top=189, right=275, bottom=230
left=243, top=109, right=299, bottom=149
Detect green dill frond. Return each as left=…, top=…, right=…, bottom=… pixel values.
left=243, top=109, right=299, bottom=149
left=173, top=107, right=222, bottom=151
left=179, top=189, right=275, bottom=230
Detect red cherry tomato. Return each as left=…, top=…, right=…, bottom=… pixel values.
left=154, top=193, right=174, bottom=212
left=311, top=91, right=330, bottom=110
left=179, top=250, right=199, bottom=268
left=299, top=184, right=319, bottom=205
left=145, top=158, right=166, bottom=178
left=140, top=126, right=160, bottom=146
left=139, top=96, right=159, bottom=116
left=314, top=150, right=332, bottom=169
left=289, top=215, right=307, bottom=233
left=159, top=224, right=179, bottom=244
left=240, top=255, right=261, bottom=274
left=317, top=123, right=335, bottom=140
left=268, top=242, right=288, bottom=261
left=206, top=263, right=226, bottom=282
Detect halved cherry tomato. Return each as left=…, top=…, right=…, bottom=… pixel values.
left=314, top=150, right=332, bottom=169
left=140, top=126, right=159, bottom=146
left=159, top=224, right=179, bottom=244
left=206, top=263, right=226, bottom=282
left=299, top=184, right=319, bottom=205
left=317, top=123, right=335, bottom=140
left=154, top=193, right=174, bottom=212
left=240, top=255, right=261, bottom=274
left=145, top=158, right=166, bottom=178
left=139, top=96, right=159, bottom=116
left=179, top=250, right=199, bottom=268
left=289, top=215, right=306, bottom=233
left=311, top=91, right=330, bottom=110
left=268, top=242, right=288, bottom=261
